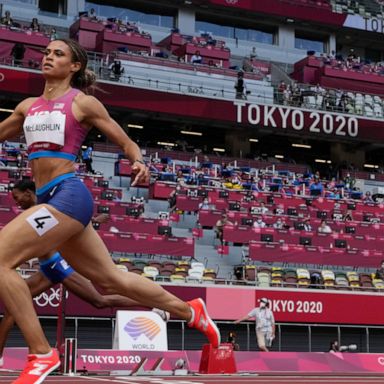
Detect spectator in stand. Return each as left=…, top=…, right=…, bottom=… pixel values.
left=277, top=81, right=287, bottom=104
left=363, top=191, right=374, bottom=203
left=258, top=202, right=269, bottom=214
left=191, top=50, right=202, bottom=64
left=198, top=198, right=213, bottom=210
left=310, top=177, right=324, bottom=195
left=329, top=340, right=340, bottom=353
left=250, top=46, right=257, bottom=58
left=116, top=19, right=127, bottom=33
left=303, top=217, right=312, bottom=232
left=87, top=8, right=98, bottom=20
left=235, top=71, right=247, bottom=100
left=318, top=220, right=332, bottom=234
left=342, top=209, right=354, bottom=222
left=375, top=260, right=384, bottom=280
left=283, top=84, right=292, bottom=106
left=49, top=27, right=58, bottom=41
left=215, top=213, right=233, bottom=246
left=273, top=217, right=285, bottom=229
left=242, top=56, right=254, bottom=73
left=109, top=59, right=124, bottom=81
left=343, top=173, right=355, bottom=190
left=29, top=18, right=41, bottom=32
left=1, top=11, right=14, bottom=27
left=253, top=216, right=266, bottom=229
left=11, top=43, right=26, bottom=66
left=82, top=145, right=94, bottom=174
left=168, top=184, right=181, bottom=213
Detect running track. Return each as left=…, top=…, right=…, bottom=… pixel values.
left=1, top=374, right=384, bottom=384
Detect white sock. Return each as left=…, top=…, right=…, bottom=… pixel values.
left=35, top=350, right=53, bottom=358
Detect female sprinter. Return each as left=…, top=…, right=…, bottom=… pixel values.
left=0, top=38, right=220, bottom=384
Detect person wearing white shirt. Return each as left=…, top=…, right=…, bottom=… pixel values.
left=253, top=217, right=266, bottom=228
left=234, top=298, right=275, bottom=351
left=318, top=220, right=332, bottom=234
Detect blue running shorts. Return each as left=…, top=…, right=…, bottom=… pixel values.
left=36, top=173, right=94, bottom=227
left=39, top=252, right=75, bottom=284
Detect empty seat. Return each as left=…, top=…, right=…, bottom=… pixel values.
left=190, top=262, right=205, bottom=273
left=116, top=264, right=128, bottom=272
left=186, top=269, right=203, bottom=283
left=143, top=266, right=159, bottom=279
left=372, top=279, right=384, bottom=290
left=335, top=273, right=349, bottom=289
left=245, top=265, right=256, bottom=281
left=321, top=270, right=335, bottom=288
left=203, top=268, right=217, bottom=279
left=170, top=274, right=185, bottom=283
left=174, top=267, right=188, bottom=277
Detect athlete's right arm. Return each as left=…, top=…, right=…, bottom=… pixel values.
left=0, top=98, right=34, bottom=142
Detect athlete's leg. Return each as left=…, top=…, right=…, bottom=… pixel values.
left=60, top=224, right=221, bottom=349
left=0, top=272, right=52, bottom=358
left=63, top=271, right=144, bottom=309
left=59, top=224, right=192, bottom=319
left=0, top=203, right=83, bottom=354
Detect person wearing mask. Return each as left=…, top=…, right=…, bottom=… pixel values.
left=215, top=213, right=233, bottom=245
left=318, top=220, right=332, bottom=234
left=253, top=216, right=266, bottom=228
left=198, top=197, right=211, bottom=210
left=273, top=218, right=284, bottom=229
left=234, top=297, right=275, bottom=352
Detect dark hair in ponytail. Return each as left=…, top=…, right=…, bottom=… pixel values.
left=57, top=38, right=97, bottom=92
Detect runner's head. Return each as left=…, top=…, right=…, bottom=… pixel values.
left=12, top=180, right=36, bottom=210
left=41, top=38, right=96, bottom=91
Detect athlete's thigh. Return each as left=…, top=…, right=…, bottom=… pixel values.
left=0, top=203, right=83, bottom=268
left=63, top=271, right=104, bottom=303
left=25, top=272, right=52, bottom=297
left=59, top=224, right=119, bottom=283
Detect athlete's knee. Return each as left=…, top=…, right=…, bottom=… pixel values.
left=95, top=272, right=122, bottom=294
left=90, top=296, right=108, bottom=309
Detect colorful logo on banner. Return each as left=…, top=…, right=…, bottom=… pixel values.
left=124, top=317, right=161, bottom=341
left=113, top=311, right=168, bottom=351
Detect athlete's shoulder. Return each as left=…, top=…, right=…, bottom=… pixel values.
left=73, top=91, right=101, bottom=110
left=17, top=97, right=40, bottom=116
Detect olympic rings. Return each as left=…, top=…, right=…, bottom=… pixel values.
left=33, top=287, right=68, bottom=307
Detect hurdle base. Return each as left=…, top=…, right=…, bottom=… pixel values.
left=199, top=343, right=237, bottom=374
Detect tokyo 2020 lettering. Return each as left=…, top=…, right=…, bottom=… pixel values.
left=234, top=101, right=359, bottom=138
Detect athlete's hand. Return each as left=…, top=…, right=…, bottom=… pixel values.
left=131, top=161, right=149, bottom=186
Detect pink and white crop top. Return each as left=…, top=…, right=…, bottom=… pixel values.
left=23, top=88, right=88, bottom=161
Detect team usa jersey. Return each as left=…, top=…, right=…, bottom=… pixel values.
left=23, top=88, right=88, bottom=161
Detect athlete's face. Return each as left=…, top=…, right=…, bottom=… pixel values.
left=12, top=188, right=35, bottom=210
left=41, top=40, right=81, bottom=79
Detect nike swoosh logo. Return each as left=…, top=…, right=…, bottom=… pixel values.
left=49, top=186, right=58, bottom=197
left=31, top=105, right=43, bottom=111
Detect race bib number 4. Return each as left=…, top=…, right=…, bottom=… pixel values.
left=26, top=207, right=59, bottom=236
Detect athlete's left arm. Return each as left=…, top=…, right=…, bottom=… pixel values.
left=75, top=94, right=148, bottom=186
